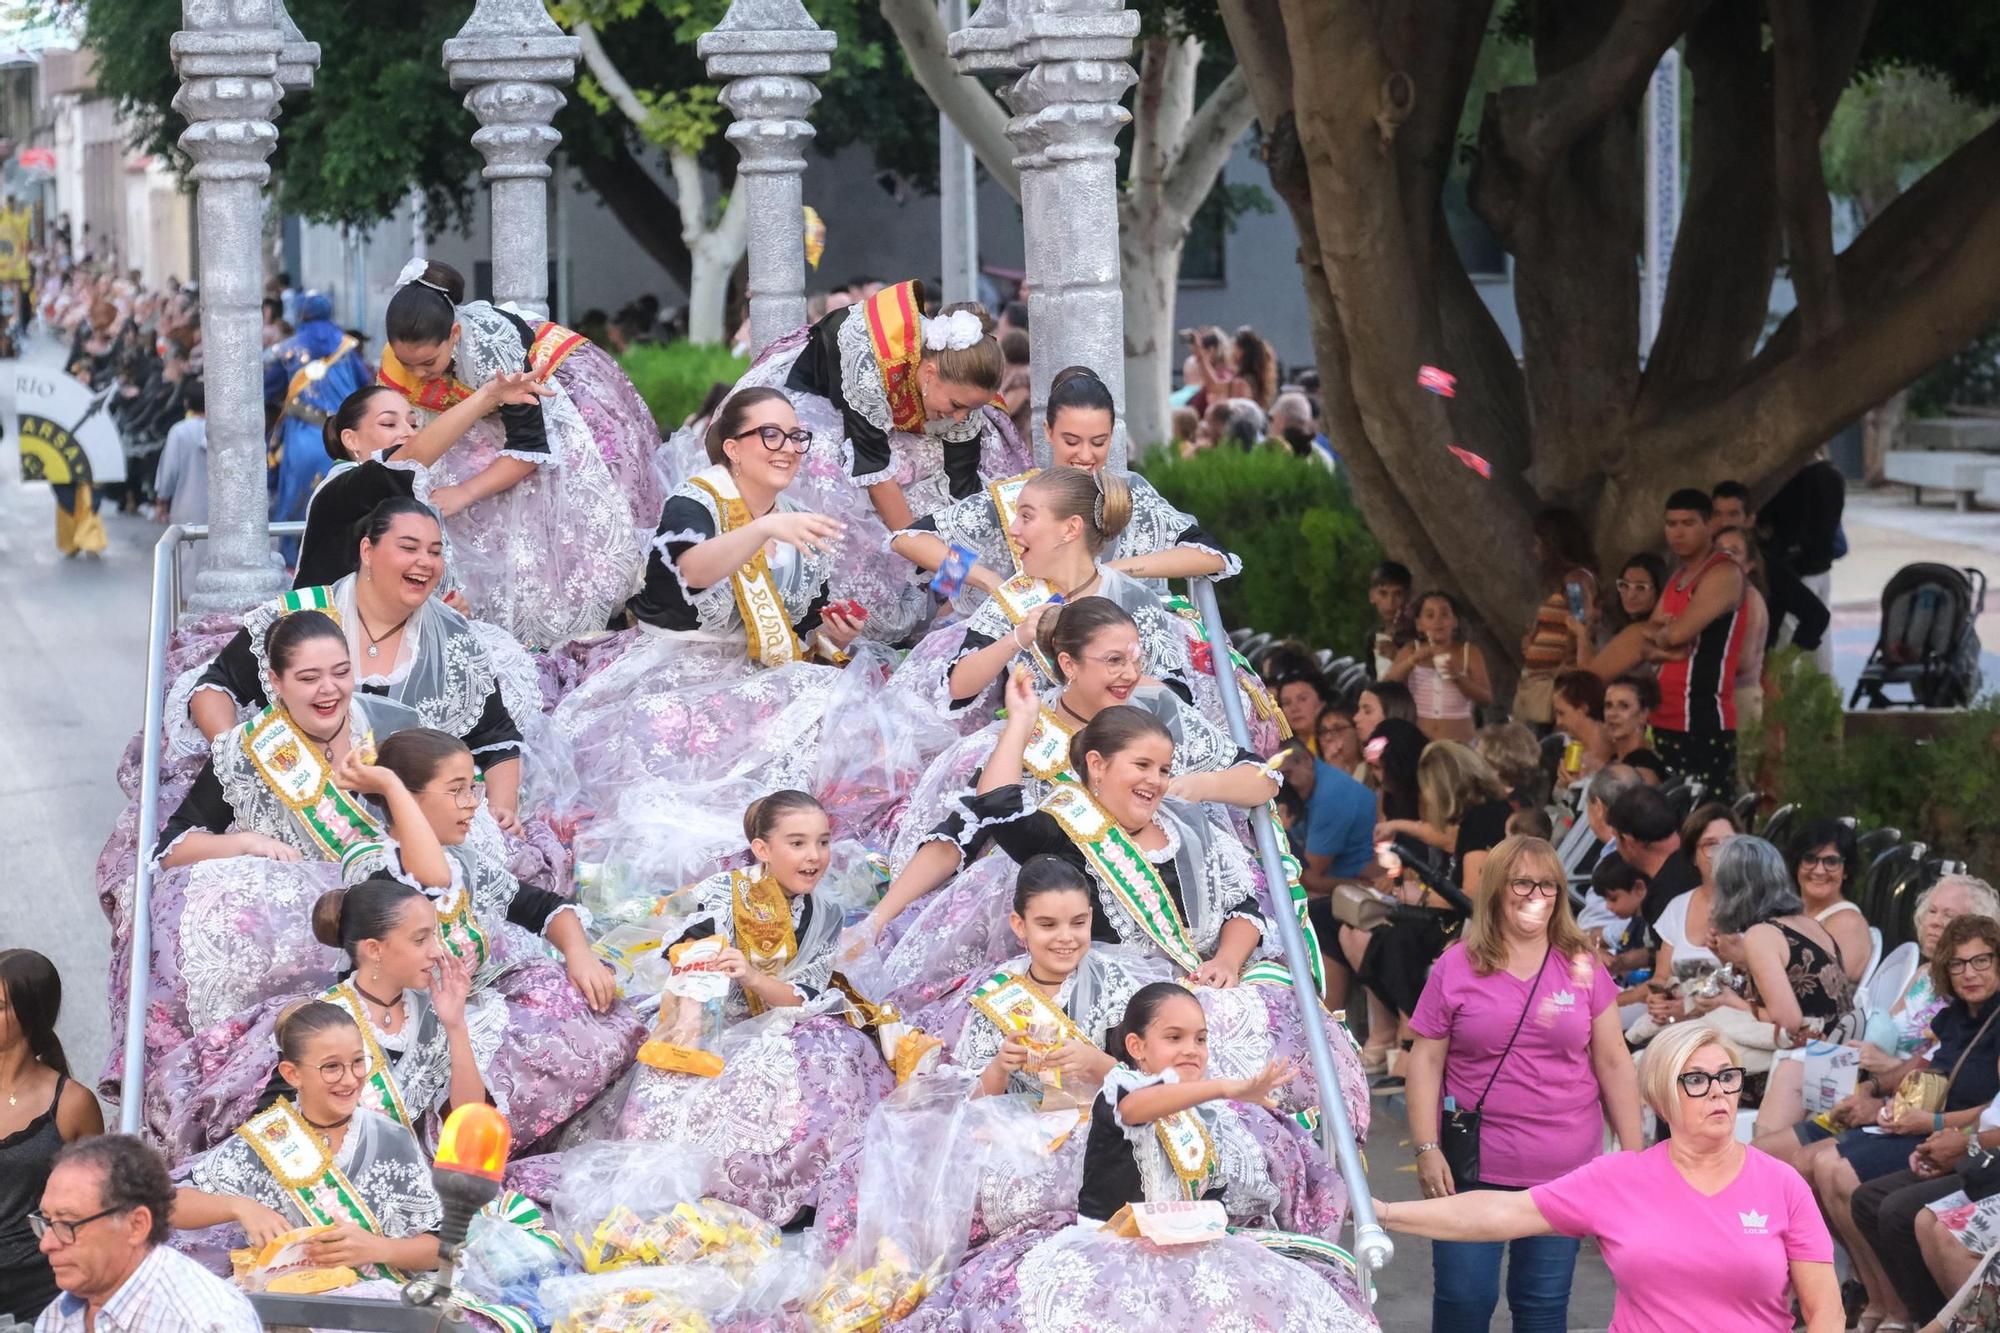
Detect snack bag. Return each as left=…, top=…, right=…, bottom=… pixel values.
left=230, top=1223, right=359, bottom=1294
left=1103, top=1200, right=1230, bottom=1246
left=637, top=937, right=733, bottom=1077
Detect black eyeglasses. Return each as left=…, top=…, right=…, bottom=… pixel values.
left=1676, top=1066, right=1747, bottom=1097
left=1798, top=853, right=1845, bottom=871
left=1947, top=951, right=1999, bottom=976
left=27, top=1207, right=124, bottom=1246
left=730, top=424, right=811, bottom=452
left=1507, top=877, right=1562, bottom=898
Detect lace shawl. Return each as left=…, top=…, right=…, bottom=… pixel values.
left=1102, top=1067, right=1281, bottom=1224
left=648, top=478, right=835, bottom=639
left=188, top=1103, right=445, bottom=1239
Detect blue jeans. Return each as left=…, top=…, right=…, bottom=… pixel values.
left=1431, top=1187, right=1579, bottom=1333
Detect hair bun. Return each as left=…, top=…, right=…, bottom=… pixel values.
left=310, top=888, right=347, bottom=948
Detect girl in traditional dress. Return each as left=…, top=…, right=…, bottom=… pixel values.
left=891, top=366, right=1238, bottom=601
left=853, top=603, right=1278, bottom=1010
left=911, top=680, right=1366, bottom=1119
left=170, top=1000, right=542, bottom=1333
left=537, top=792, right=893, bottom=1229
left=894, top=466, right=1200, bottom=734
left=148, top=877, right=485, bottom=1166
left=379, top=259, right=664, bottom=649
left=905, top=983, right=1372, bottom=1332
left=696, top=279, right=1024, bottom=643
left=549, top=389, right=891, bottom=889
left=338, top=728, right=643, bottom=1146
left=292, top=378, right=547, bottom=591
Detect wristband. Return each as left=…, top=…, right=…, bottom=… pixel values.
left=1413, top=1142, right=1439, bottom=1157
left=1936, top=1113, right=1946, bottom=1133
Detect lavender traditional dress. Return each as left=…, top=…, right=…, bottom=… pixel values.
left=661, top=281, right=1030, bottom=644
left=542, top=870, right=893, bottom=1228
left=381, top=301, right=663, bottom=650
left=550, top=465, right=927, bottom=889
left=858, top=683, right=1262, bottom=1013
left=341, top=834, right=644, bottom=1147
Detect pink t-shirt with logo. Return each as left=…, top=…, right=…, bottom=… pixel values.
left=1409, top=942, right=1616, bottom=1186
left=1531, top=1143, right=1832, bottom=1332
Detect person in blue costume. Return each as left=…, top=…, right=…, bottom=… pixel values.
left=265, top=290, right=371, bottom=559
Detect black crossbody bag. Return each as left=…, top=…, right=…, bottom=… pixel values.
left=1440, top=945, right=1549, bottom=1189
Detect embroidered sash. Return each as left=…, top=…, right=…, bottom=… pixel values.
left=1230, top=1227, right=1357, bottom=1274
left=971, top=970, right=1088, bottom=1149
left=1021, top=707, right=1079, bottom=785
left=988, top=470, right=1038, bottom=571
left=241, top=707, right=383, bottom=861
left=378, top=321, right=585, bottom=413
left=318, top=984, right=410, bottom=1127
left=991, top=573, right=1062, bottom=678
left=1040, top=786, right=1201, bottom=973
left=861, top=281, right=926, bottom=433
left=1162, top=593, right=1282, bottom=725
left=275, top=584, right=342, bottom=624
left=432, top=888, right=491, bottom=972
left=1154, top=1109, right=1218, bottom=1200
left=687, top=468, right=804, bottom=668
left=730, top=869, right=798, bottom=1017
left=235, top=1102, right=538, bottom=1333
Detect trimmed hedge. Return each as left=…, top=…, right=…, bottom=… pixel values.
left=1135, top=447, right=1382, bottom=661
left=618, top=341, right=750, bottom=433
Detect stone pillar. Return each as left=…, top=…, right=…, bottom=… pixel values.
left=952, top=0, right=1135, bottom=467
left=443, top=0, right=578, bottom=319
left=699, top=0, right=836, bottom=358
left=937, top=0, right=979, bottom=306
left=173, top=0, right=294, bottom=614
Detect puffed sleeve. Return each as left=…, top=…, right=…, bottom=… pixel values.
left=463, top=687, right=523, bottom=771
left=963, top=785, right=1081, bottom=870
left=490, top=309, right=551, bottom=461
left=943, top=437, right=983, bottom=501
left=155, top=760, right=233, bottom=862
left=194, top=629, right=266, bottom=711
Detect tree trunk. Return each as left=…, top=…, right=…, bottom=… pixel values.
left=1861, top=389, right=1905, bottom=487
left=877, top=0, right=1022, bottom=200
left=676, top=157, right=747, bottom=346
left=1120, top=214, right=1187, bottom=454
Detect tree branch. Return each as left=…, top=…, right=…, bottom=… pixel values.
left=572, top=19, right=653, bottom=136
left=570, top=135, right=693, bottom=291
left=1769, top=0, right=1841, bottom=341
left=1161, top=66, right=1255, bottom=223
left=879, top=0, right=1023, bottom=201
left=1127, top=36, right=1187, bottom=220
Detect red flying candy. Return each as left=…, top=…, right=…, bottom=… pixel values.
left=1418, top=365, right=1457, bottom=397
left=1447, top=445, right=1493, bottom=479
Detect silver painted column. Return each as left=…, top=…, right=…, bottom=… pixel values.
left=700, top=1, right=836, bottom=359
left=172, top=0, right=298, bottom=614
left=1642, top=48, right=1680, bottom=353
left=952, top=0, right=1135, bottom=467
left=444, top=0, right=578, bottom=319
left=937, top=0, right=979, bottom=305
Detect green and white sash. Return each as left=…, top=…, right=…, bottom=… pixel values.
left=988, top=469, right=1037, bottom=571
left=1041, top=786, right=1200, bottom=973
left=1230, top=1227, right=1357, bottom=1276
left=241, top=706, right=383, bottom=861
left=1161, top=593, right=1284, bottom=728
left=318, top=984, right=410, bottom=1127
left=430, top=888, right=491, bottom=972
left=1154, top=1109, right=1218, bottom=1200
left=1021, top=707, right=1079, bottom=785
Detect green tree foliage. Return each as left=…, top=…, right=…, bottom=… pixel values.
left=1135, top=448, right=1382, bottom=660
left=617, top=340, right=748, bottom=433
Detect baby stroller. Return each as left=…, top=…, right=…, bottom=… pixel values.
left=1849, top=563, right=1986, bottom=709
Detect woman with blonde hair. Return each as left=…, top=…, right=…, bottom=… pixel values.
left=1400, top=835, right=1644, bottom=1331
left=1380, top=1021, right=1841, bottom=1332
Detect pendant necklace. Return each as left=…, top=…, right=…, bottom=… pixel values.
left=355, top=607, right=412, bottom=660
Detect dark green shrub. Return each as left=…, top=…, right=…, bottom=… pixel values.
left=619, top=342, right=750, bottom=433
left=1135, top=447, right=1383, bottom=659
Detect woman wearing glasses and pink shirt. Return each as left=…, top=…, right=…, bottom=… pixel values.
left=1402, top=834, right=1644, bottom=1331
left=1381, top=1022, right=1843, bottom=1332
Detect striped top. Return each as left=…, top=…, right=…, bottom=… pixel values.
left=1523, top=569, right=1595, bottom=672
left=1655, top=551, right=1747, bottom=733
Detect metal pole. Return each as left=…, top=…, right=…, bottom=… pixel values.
left=937, top=0, right=978, bottom=305
left=1188, top=577, right=1393, bottom=1283
left=1641, top=48, right=1681, bottom=353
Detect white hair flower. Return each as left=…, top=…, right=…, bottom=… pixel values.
left=394, top=257, right=431, bottom=290
left=921, top=310, right=985, bottom=353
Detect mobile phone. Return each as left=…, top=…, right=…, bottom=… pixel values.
left=1564, top=580, right=1586, bottom=620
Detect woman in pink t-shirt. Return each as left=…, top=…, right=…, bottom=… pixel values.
left=1378, top=1025, right=1843, bottom=1333
left=1405, top=834, right=1645, bottom=1331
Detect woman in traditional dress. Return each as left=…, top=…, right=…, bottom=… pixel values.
left=913, top=678, right=1366, bottom=1119
left=292, top=378, right=547, bottom=591
left=533, top=792, right=893, bottom=1229
left=891, top=366, right=1238, bottom=600
left=379, top=259, right=664, bottom=649
left=852, top=600, right=1278, bottom=1010
left=338, top=728, right=644, bottom=1146
left=905, top=982, right=1372, bottom=1332
left=169, top=999, right=542, bottom=1333
left=149, top=877, right=485, bottom=1166
left=690, top=279, right=1024, bottom=643
left=117, top=611, right=429, bottom=1090
left=549, top=389, right=893, bottom=889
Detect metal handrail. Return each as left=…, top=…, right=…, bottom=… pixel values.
left=118, top=522, right=305, bottom=1133
left=1187, top=577, right=1393, bottom=1283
